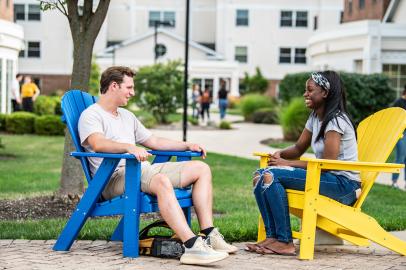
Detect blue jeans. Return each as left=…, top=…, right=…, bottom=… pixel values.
left=253, top=166, right=361, bottom=243
left=392, top=131, right=406, bottom=183
left=218, top=99, right=228, bottom=119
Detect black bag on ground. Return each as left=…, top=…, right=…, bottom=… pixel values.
left=139, top=220, right=184, bottom=258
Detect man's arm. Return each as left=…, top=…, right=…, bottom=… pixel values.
left=141, top=135, right=207, bottom=159
left=86, top=133, right=151, bottom=161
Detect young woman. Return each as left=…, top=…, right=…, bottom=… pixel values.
left=246, top=71, right=361, bottom=256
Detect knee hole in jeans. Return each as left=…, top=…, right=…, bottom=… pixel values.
left=262, top=172, right=273, bottom=188
left=252, top=172, right=261, bottom=187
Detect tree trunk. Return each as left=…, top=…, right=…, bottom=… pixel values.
left=57, top=0, right=111, bottom=197
left=58, top=128, right=84, bottom=196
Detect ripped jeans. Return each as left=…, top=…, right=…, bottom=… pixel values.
left=253, top=166, right=361, bottom=243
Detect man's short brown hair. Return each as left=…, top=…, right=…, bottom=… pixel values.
left=100, top=66, right=135, bottom=94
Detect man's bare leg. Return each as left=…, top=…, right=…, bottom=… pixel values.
left=148, top=173, right=195, bottom=242
left=180, top=160, right=213, bottom=230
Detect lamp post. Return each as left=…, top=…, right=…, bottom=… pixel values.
left=154, top=20, right=172, bottom=63
left=183, top=0, right=190, bottom=142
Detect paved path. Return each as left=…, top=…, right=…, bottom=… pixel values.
left=1, top=238, right=406, bottom=270
left=2, top=113, right=406, bottom=269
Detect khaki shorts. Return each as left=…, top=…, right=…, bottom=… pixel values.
left=102, top=161, right=186, bottom=200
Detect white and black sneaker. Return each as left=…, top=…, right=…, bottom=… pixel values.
left=180, top=237, right=228, bottom=265
left=206, top=228, right=238, bottom=254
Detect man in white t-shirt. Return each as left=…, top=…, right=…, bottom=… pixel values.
left=78, top=66, right=237, bottom=265
left=11, top=74, right=22, bottom=112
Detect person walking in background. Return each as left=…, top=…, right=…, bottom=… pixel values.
left=391, top=84, right=406, bottom=189
left=200, top=87, right=211, bottom=123
left=218, top=80, right=229, bottom=120
left=21, top=76, right=40, bottom=112
left=191, top=84, right=201, bottom=119
left=10, top=74, right=22, bottom=112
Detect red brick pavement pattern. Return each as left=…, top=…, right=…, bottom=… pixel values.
left=1, top=240, right=406, bottom=270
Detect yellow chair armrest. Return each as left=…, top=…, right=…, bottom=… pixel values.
left=300, top=157, right=403, bottom=174
left=253, top=152, right=269, bottom=157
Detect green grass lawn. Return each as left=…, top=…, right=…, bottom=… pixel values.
left=0, top=134, right=405, bottom=242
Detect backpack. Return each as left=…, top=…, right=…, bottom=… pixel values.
left=139, top=220, right=184, bottom=258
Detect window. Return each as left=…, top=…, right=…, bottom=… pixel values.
left=28, top=4, right=41, bottom=20
left=236, top=9, right=249, bottom=26
left=359, top=0, right=365, bottom=9
left=383, top=64, right=406, bottom=97
left=296, top=11, right=308, bottom=27
left=294, top=48, right=306, bottom=64
left=279, top=48, right=291, bottom=63
left=235, top=46, right=247, bottom=63
left=313, top=16, right=318, bottom=30
left=280, top=11, right=292, bottom=27
left=106, top=41, right=122, bottom=47
left=27, top=42, right=40, bottom=58
left=163, top=11, right=176, bottom=27
left=149, top=11, right=175, bottom=27
left=14, top=4, right=25, bottom=21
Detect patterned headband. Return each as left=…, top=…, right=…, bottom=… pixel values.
left=311, top=72, right=330, bottom=91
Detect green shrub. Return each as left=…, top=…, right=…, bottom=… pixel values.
left=34, top=96, right=60, bottom=115
left=133, top=110, right=157, bottom=128
left=134, top=61, right=183, bottom=123
left=240, top=67, right=269, bottom=95
left=279, top=72, right=396, bottom=124
left=251, top=108, right=279, bottom=124
left=6, top=112, right=37, bottom=134
left=240, top=94, right=274, bottom=121
left=188, top=116, right=198, bottom=126
left=53, top=97, right=62, bottom=115
left=219, top=121, right=232, bottom=129
left=280, top=97, right=310, bottom=141
left=0, top=114, right=7, bottom=131
left=34, top=115, right=65, bottom=136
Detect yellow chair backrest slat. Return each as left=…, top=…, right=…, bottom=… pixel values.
left=354, top=107, right=406, bottom=208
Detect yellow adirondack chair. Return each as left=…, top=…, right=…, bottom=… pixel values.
left=253, top=107, right=406, bottom=260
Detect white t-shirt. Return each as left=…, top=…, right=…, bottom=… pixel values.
left=305, top=112, right=360, bottom=182
left=78, top=103, right=152, bottom=175
left=11, top=79, right=20, bottom=100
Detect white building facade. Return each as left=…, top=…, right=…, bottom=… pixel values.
left=14, top=0, right=344, bottom=98
left=0, top=0, right=24, bottom=114
left=308, top=0, right=406, bottom=96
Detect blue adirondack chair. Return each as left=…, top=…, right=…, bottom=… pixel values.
left=53, top=90, right=201, bottom=257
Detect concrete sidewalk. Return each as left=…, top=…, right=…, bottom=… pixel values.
left=1, top=238, right=406, bottom=270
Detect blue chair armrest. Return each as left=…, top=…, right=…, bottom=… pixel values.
left=71, top=151, right=202, bottom=159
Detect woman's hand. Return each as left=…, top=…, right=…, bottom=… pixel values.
left=268, top=155, right=291, bottom=167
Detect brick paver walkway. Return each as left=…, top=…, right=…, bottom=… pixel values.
left=1, top=239, right=405, bottom=269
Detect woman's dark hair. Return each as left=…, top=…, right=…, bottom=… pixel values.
left=313, top=70, right=357, bottom=141
left=100, top=66, right=135, bottom=94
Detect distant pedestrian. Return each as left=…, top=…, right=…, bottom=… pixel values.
left=218, top=80, right=229, bottom=120
left=200, top=87, right=211, bottom=122
left=11, top=74, right=23, bottom=112
left=191, top=84, right=201, bottom=119
left=391, top=84, right=406, bottom=189
left=21, top=76, right=40, bottom=112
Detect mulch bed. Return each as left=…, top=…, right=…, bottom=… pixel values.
left=0, top=195, right=79, bottom=220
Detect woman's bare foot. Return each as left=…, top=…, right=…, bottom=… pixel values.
left=245, top=237, right=276, bottom=252
left=260, top=240, right=296, bottom=256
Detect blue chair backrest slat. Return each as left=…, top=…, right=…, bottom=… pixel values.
left=61, top=90, right=97, bottom=184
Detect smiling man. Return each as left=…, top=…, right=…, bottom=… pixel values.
left=78, top=66, right=237, bottom=265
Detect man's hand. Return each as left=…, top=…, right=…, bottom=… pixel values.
left=126, top=144, right=152, bottom=162
left=186, top=142, right=207, bottom=159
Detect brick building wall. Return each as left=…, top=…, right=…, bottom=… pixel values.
left=342, top=0, right=391, bottom=22
left=0, top=0, right=13, bottom=21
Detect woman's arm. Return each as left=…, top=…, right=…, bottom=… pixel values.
left=267, top=129, right=312, bottom=169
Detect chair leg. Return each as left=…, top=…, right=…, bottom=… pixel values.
left=257, top=215, right=266, bottom=242
left=123, top=159, right=142, bottom=258
left=54, top=158, right=119, bottom=251
left=318, top=198, right=406, bottom=256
